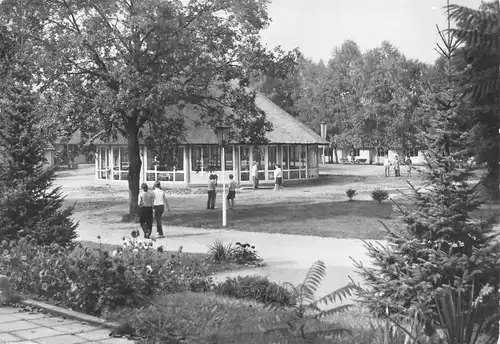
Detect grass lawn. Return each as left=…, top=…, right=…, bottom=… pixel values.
left=165, top=200, right=397, bottom=240
left=79, top=240, right=249, bottom=275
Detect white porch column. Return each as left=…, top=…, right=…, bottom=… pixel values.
left=95, top=148, right=99, bottom=180
left=184, top=146, right=190, bottom=186
left=305, top=145, right=309, bottom=179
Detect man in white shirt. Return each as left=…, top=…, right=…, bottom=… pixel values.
left=153, top=181, right=171, bottom=238
left=274, top=164, right=283, bottom=191
left=383, top=154, right=391, bottom=177
left=251, top=161, right=259, bottom=190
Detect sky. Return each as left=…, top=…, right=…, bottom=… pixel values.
left=259, top=0, right=484, bottom=65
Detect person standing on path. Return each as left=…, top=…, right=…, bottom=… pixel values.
left=393, top=155, right=400, bottom=177
left=274, top=164, right=283, bottom=191
left=138, top=183, right=154, bottom=239
left=153, top=181, right=171, bottom=238
left=226, top=174, right=238, bottom=209
left=251, top=161, right=259, bottom=190
left=383, top=154, right=391, bottom=177
left=207, top=174, right=216, bottom=209
left=405, top=155, right=412, bottom=178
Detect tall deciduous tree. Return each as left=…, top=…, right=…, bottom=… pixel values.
left=2, top=0, right=296, bottom=215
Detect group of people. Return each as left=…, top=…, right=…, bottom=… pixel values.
left=383, top=154, right=412, bottom=177
left=207, top=173, right=238, bottom=210
left=251, top=161, right=283, bottom=191
left=138, top=181, right=171, bottom=239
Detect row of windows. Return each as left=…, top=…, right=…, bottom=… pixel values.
left=97, top=145, right=320, bottom=181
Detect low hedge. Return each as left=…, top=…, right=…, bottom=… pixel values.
left=213, top=275, right=295, bottom=307
left=0, top=238, right=213, bottom=316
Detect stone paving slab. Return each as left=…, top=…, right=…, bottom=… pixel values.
left=0, top=306, right=134, bottom=344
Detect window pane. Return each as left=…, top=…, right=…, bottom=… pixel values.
left=290, top=146, right=299, bottom=169
left=240, top=147, right=250, bottom=171
left=176, top=147, right=184, bottom=170
left=120, top=147, right=129, bottom=170
left=192, top=146, right=202, bottom=172
left=307, top=146, right=317, bottom=169
left=300, top=146, right=306, bottom=168
left=282, top=146, right=289, bottom=169
left=146, top=173, right=156, bottom=181
left=268, top=146, right=277, bottom=169
left=205, top=146, right=221, bottom=171
left=225, top=146, right=233, bottom=170
left=113, top=147, right=119, bottom=170
left=253, top=147, right=265, bottom=170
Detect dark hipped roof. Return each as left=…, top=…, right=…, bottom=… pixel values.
left=92, top=92, right=328, bottom=146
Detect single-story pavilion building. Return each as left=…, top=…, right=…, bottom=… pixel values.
left=92, top=93, right=329, bottom=187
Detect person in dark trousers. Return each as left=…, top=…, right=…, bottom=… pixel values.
left=138, top=183, right=154, bottom=239
left=251, top=161, right=259, bottom=190
left=207, top=174, right=217, bottom=209
left=226, top=174, right=238, bottom=209
left=153, top=181, right=171, bottom=238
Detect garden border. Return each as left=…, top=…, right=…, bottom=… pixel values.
left=19, top=299, right=120, bottom=330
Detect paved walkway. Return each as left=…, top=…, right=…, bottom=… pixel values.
left=0, top=306, right=133, bottom=344
left=76, top=220, right=379, bottom=303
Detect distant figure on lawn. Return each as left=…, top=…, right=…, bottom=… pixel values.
left=207, top=174, right=217, bottom=209
left=251, top=161, right=259, bottom=190
left=383, top=154, right=391, bottom=177
left=393, top=155, right=400, bottom=177
left=153, top=181, right=171, bottom=239
left=138, top=183, right=154, bottom=239
left=227, top=174, right=238, bottom=209
left=274, top=164, right=283, bottom=191
left=405, top=155, right=412, bottom=177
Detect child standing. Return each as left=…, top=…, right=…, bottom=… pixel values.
left=207, top=174, right=216, bottom=209
left=227, top=174, right=237, bottom=209
left=274, top=164, right=283, bottom=191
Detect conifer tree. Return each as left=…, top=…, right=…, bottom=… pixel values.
left=353, top=3, right=500, bottom=337
left=0, top=25, right=78, bottom=246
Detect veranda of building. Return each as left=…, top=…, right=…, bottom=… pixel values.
left=92, top=93, right=328, bottom=187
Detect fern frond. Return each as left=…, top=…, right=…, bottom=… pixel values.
left=313, top=304, right=353, bottom=319
left=304, top=326, right=352, bottom=338
left=300, top=260, right=326, bottom=304
left=312, top=283, right=357, bottom=307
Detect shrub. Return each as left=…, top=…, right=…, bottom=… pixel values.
left=208, top=240, right=234, bottom=262
left=208, top=241, right=264, bottom=266
left=0, top=234, right=213, bottom=316
left=213, top=275, right=295, bottom=307
left=345, top=188, right=357, bottom=201
left=371, top=187, right=389, bottom=204
left=231, top=242, right=263, bottom=265
left=108, top=292, right=324, bottom=344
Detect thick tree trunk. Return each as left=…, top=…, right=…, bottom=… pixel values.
left=127, top=125, right=142, bottom=217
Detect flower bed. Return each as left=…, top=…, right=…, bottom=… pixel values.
left=0, top=235, right=214, bottom=316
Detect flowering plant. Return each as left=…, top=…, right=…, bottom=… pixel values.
left=0, top=235, right=213, bottom=316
